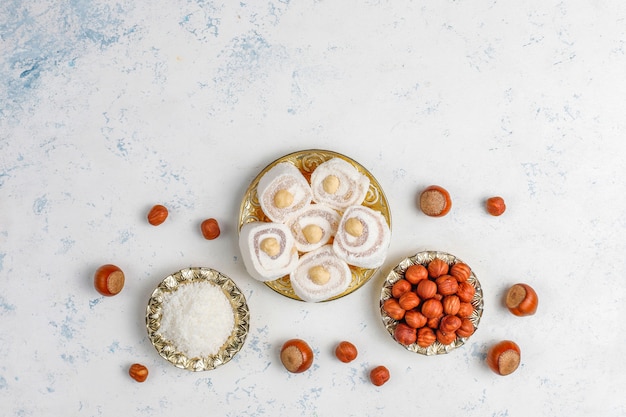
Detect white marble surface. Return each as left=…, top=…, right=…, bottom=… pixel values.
left=2, top=1, right=626, bottom=415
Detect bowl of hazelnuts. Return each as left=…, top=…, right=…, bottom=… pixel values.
left=380, top=251, right=484, bottom=355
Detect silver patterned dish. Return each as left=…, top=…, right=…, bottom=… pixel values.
left=146, top=267, right=250, bottom=371
left=380, top=251, right=484, bottom=355
left=239, top=149, right=391, bottom=301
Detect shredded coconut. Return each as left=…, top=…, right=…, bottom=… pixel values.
left=158, top=281, right=235, bottom=357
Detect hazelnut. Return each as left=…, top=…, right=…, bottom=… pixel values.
left=486, top=340, right=521, bottom=376
left=436, top=275, right=458, bottom=296
left=370, top=366, right=390, bottom=386
left=391, top=279, right=412, bottom=299
left=335, top=341, right=358, bottom=363
left=417, top=327, right=436, bottom=348
left=404, top=310, right=428, bottom=329
left=280, top=339, right=314, bottom=373
left=260, top=237, right=280, bottom=257
left=450, top=262, right=471, bottom=282
left=398, top=291, right=420, bottom=310
left=421, top=299, right=443, bottom=319
left=416, top=279, right=437, bottom=299
left=308, top=265, right=330, bottom=285
left=322, top=175, right=340, bottom=194
left=344, top=217, right=364, bottom=237
left=147, top=204, right=168, bottom=226
left=427, top=258, right=449, bottom=278
left=302, top=224, right=323, bottom=243
left=486, top=196, right=506, bottom=216
left=200, top=218, right=221, bottom=240
left=94, top=264, right=125, bottom=296
left=382, top=298, right=405, bottom=321
left=404, top=264, right=428, bottom=284
left=274, top=189, right=294, bottom=208
left=419, top=185, right=451, bottom=217
left=457, top=281, right=476, bottom=303
left=394, top=323, right=417, bottom=346
left=442, top=295, right=461, bottom=315
left=436, top=329, right=457, bottom=345
left=439, top=315, right=462, bottom=334
left=456, top=318, right=475, bottom=338
left=129, top=363, right=148, bottom=382
left=426, top=316, right=441, bottom=329
left=457, top=302, right=474, bottom=318
left=505, top=283, right=538, bottom=316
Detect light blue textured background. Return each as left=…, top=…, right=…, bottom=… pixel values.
left=1, top=1, right=625, bottom=416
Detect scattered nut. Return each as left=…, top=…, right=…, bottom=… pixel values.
left=486, top=196, right=506, bottom=216
left=147, top=204, right=168, bottom=226
left=129, top=363, right=148, bottom=382
left=486, top=340, right=521, bottom=376
left=94, top=264, right=125, bottom=296
left=369, top=365, right=390, bottom=386
left=505, top=283, right=538, bottom=316
left=280, top=339, right=314, bottom=373
left=201, top=218, right=221, bottom=240
left=419, top=185, right=452, bottom=217
left=335, top=341, right=358, bottom=363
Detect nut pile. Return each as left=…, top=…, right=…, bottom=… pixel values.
left=382, top=258, right=477, bottom=349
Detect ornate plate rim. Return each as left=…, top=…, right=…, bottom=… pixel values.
left=380, top=250, right=484, bottom=355
left=238, top=149, right=392, bottom=302
left=146, top=267, right=250, bottom=371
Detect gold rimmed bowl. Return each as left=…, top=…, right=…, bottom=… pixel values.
left=380, top=251, right=484, bottom=355
left=238, top=149, right=391, bottom=302
left=146, top=267, right=249, bottom=371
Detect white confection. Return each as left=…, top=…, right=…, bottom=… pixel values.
left=257, top=162, right=313, bottom=223
left=284, top=203, right=341, bottom=253
left=289, top=245, right=352, bottom=302
left=332, top=205, right=391, bottom=269
left=158, top=281, right=235, bottom=358
left=310, top=157, right=370, bottom=211
left=239, top=221, right=299, bottom=282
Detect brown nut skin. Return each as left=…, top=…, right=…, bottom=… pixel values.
left=487, top=340, right=521, bottom=376
left=404, top=264, right=428, bottom=284
left=421, top=299, right=443, bottom=319
left=335, top=341, right=358, bottom=363
left=442, top=295, right=461, bottom=315
left=450, top=262, right=471, bottom=282
left=427, top=258, right=449, bottom=278
left=394, top=323, right=417, bottom=346
left=280, top=339, right=314, bottom=373
left=436, top=329, right=457, bottom=345
left=391, top=279, right=412, bottom=299
left=382, top=298, right=405, bottom=320
left=486, top=196, right=506, bottom=216
left=439, top=315, right=462, bottom=334
left=201, top=218, right=221, bottom=240
left=505, top=283, right=538, bottom=316
left=94, top=264, right=125, bottom=296
left=419, top=185, right=452, bottom=217
left=129, top=363, right=149, bottom=382
left=398, top=291, right=420, bottom=310
left=417, top=327, right=436, bottom=348
left=457, top=302, right=475, bottom=318
left=416, top=279, right=437, bottom=299
left=436, top=275, right=459, bottom=296
left=456, top=318, right=475, bottom=338
left=457, top=281, right=476, bottom=303
left=147, top=204, right=168, bottom=226
left=370, top=366, right=390, bottom=386
left=404, top=310, right=428, bottom=329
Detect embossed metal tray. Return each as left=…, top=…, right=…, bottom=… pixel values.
left=239, top=149, right=391, bottom=301
left=146, top=267, right=250, bottom=371
left=380, top=251, right=484, bottom=355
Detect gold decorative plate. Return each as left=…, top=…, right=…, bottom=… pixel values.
left=380, top=251, right=484, bottom=355
left=146, top=267, right=250, bottom=371
left=239, top=149, right=391, bottom=301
